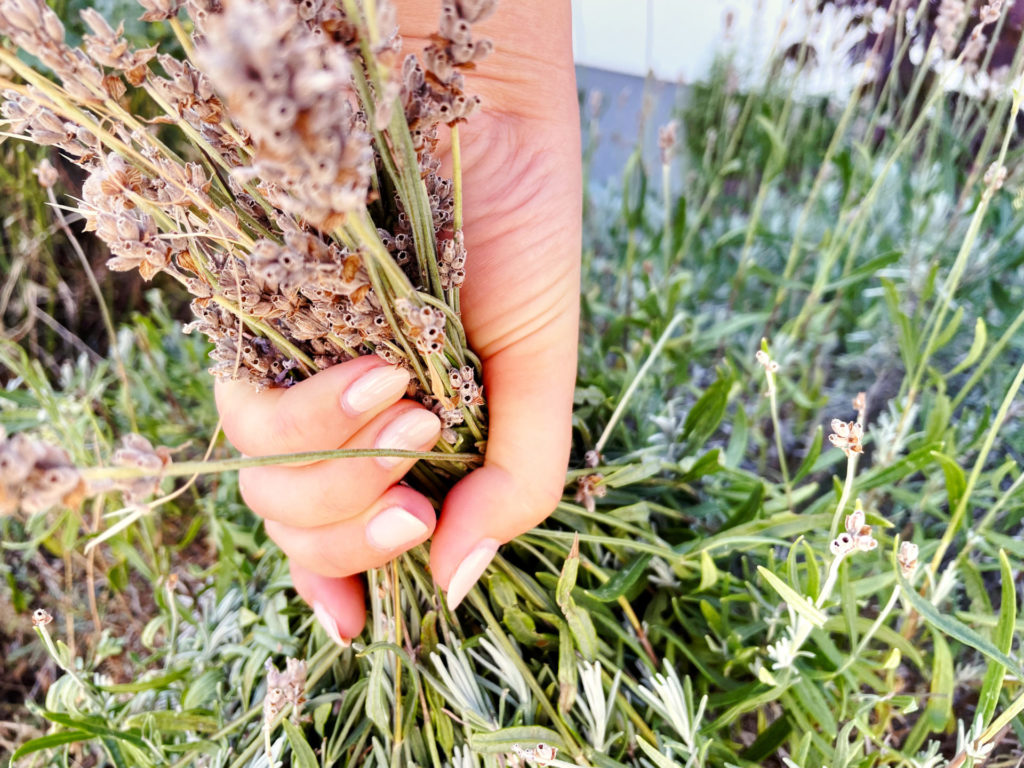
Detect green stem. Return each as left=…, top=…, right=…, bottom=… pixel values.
left=828, top=455, right=859, bottom=540
left=766, top=370, right=791, bottom=506
left=81, top=447, right=482, bottom=482
left=594, top=313, right=685, bottom=456
left=831, top=585, right=901, bottom=678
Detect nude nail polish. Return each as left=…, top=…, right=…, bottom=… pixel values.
left=341, top=365, right=410, bottom=416
left=374, top=409, right=441, bottom=467
left=312, top=601, right=350, bottom=648
left=446, top=538, right=500, bottom=611
left=366, top=506, right=429, bottom=551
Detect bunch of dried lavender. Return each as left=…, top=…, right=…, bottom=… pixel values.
left=0, top=0, right=499, bottom=513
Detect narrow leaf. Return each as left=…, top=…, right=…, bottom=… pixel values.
left=975, top=550, right=1016, bottom=728
left=897, top=559, right=1021, bottom=676
left=588, top=554, right=652, bottom=602
left=757, top=566, right=827, bottom=627
left=949, top=317, right=987, bottom=375
left=11, top=730, right=92, bottom=761
left=282, top=719, right=319, bottom=768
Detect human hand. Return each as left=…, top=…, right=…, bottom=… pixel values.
left=215, top=0, right=581, bottom=644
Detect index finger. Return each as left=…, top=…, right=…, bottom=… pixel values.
left=214, top=355, right=411, bottom=459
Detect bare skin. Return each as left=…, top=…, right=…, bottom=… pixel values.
left=214, top=0, right=581, bottom=641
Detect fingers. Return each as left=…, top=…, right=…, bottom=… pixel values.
left=290, top=561, right=365, bottom=646
left=265, top=485, right=435, bottom=578
left=238, top=401, right=441, bottom=526
left=215, top=355, right=411, bottom=460
left=430, top=304, right=578, bottom=610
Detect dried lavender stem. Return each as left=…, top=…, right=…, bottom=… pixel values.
left=342, top=213, right=430, bottom=385
left=168, top=16, right=196, bottom=61
left=0, top=62, right=252, bottom=251
left=450, top=124, right=464, bottom=233
left=81, top=447, right=479, bottom=495
left=141, top=82, right=239, bottom=177
left=338, top=0, right=437, bottom=293
left=450, top=123, right=464, bottom=314
left=390, top=103, right=444, bottom=296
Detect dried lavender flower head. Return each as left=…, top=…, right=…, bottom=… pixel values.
left=34, top=158, right=58, bottom=188
left=0, top=428, right=84, bottom=516
left=198, top=0, right=373, bottom=229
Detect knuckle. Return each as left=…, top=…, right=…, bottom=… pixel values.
left=527, top=479, right=564, bottom=521
left=310, top=478, right=358, bottom=522
left=269, top=404, right=308, bottom=451
left=237, top=467, right=268, bottom=517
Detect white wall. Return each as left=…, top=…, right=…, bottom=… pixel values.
left=572, top=0, right=794, bottom=82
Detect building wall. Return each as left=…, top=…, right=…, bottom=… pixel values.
left=572, top=0, right=793, bottom=81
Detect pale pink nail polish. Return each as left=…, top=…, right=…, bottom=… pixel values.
left=312, top=601, right=349, bottom=648
left=341, top=366, right=410, bottom=416
left=374, top=410, right=441, bottom=468
left=446, top=538, right=500, bottom=611
left=366, top=506, right=429, bottom=551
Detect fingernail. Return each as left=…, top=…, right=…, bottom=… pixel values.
left=366, top=506, right=429, bottom=551
left=312, top=601, right=350, bottom=648
left=341, top=365, right=410, bottom=416
left=446, top=538, right=500, bottom=611
left=374, top=409, right=441, bottom=468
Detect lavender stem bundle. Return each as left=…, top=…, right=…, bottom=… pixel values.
left=0, top=0, right=499, bottom=514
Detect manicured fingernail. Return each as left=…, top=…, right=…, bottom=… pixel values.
left=446, top=538, right=500, bottom=611
left=341, top=365, right=410, bottom=416
left=312, top=601, right=349, bottom=648
left=366, top=506, right=429, bottom=551
left=374, top=409, right=441, bottom=468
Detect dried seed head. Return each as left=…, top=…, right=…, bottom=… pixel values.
left=0, top=430, right=85, bottom=516
left=829, top=531, right=855, bottom=556
left=980, top=1, right=1002, bottom=25
left=511, top=742, right=557, bottom=767
left=834, top=500, right=877, bottom=555
left=111, top=433, right=172, bottom=504
left=898, top=541, right=919, bottom=577
left=755, top=349, right=779, bottom=373
left=658, top=119, right=678, bottom=165
left=575, top=473, right=607, bottom=514
left=984, top=163, right=1007, bottom=191
left=828, top=418, right=864, bottom=459
left=936, top=0, right=966, bottom=56
left=138, top=0, right=185, bottom=22
left=199, top=0, right=372, bottom=228
left=34, top=158, right=58, bottom=188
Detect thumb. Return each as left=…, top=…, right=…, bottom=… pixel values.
left=429, top=301, right=578, bottom=610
